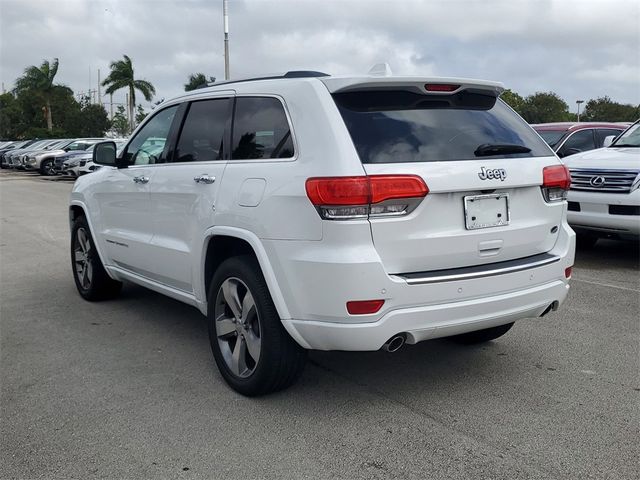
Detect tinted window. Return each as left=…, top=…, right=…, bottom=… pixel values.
left=561, top=130, right=595, bottom=154
left=174, top=99, right=229, bottom=162
left=334, top=91, right=552, bottom=163
left=124, top=106, right=178, bottom=165
left=536, top=130, right=567, bottom=148
left=231, top=97, right=294, bottom=160
left=596, top=128, right=623, bottom=146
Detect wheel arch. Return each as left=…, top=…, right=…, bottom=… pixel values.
left=201, top=227, right=292, bottom=321
left=69, top=201, right=113, bottom=278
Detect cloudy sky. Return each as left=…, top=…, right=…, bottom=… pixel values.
left=1, top=0, right=638, bottom=113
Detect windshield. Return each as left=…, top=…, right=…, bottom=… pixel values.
left=535, top=130, right=566, bottom=148
left=333, top=91, right=552, bottom=163
left=612, top=122, right=640, bottom=147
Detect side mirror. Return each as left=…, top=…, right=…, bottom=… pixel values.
left=93, top=141, right=118, bottom=166
left=602, top=135, right=616, bottom=148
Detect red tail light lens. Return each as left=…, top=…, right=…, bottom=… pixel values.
left=542, top=165, right=571, bottom=202
left=306, top=175, right=428, bottom=219
left=306, top=175, right=428, bottom=206
left=543, top=165, right=571, bottom=190
left=305, top=176, right=370, bottom=205
left=424, top=84, right=460, bottom=92
left=565, top=266, right=572, bottom=279
left=346, top=299, right=385, bottom=315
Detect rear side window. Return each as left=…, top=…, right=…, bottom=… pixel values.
left=174, top=99, right=230, bottom=162
left=333, top=90, right=552, bottom=163
left=561, top=130, right=595, bottom=153
left=596, top=128, right=622, bottom=146
left=231, top=97, right=294, bottom=160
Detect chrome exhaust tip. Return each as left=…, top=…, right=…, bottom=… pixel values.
left=382, top=334, right=405, bottom=353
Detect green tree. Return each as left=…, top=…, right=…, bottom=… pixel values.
left=111, top=105, right=130, bottom=136
left=500, top=89, right=526, bottom=116
left=102, top=55, right=155, bottom=133
left=0, top=93, right=23, bottom=139
left=13, top=58, right=72, bottom=131
left=519, top=92, right=570, bottom=123
left=581, top=96, right=640, bottom=122
left=77, top=96, right=111, bottom=137
left=135, top=104, right=147, bottom=124
left=184, top=73, right=212, bottom=91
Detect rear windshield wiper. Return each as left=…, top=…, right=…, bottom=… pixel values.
left=474, top=144, right=531, bottom=157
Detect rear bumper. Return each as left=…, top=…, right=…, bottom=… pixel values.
left=267, top=222, right=575, bottom=351
left=284, top=279, right=568, bottom=351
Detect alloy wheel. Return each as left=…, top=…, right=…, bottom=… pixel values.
left=214, top=277, right=261, bottom=378
left=74, top=227, right=93, bottom=290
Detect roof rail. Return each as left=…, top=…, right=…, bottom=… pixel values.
left=195, top=71, right=330, bottom=89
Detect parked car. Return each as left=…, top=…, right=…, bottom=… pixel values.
left=57, top=140, right=127, bottom=176
left=6, top=139, right=59, bottom=169
left=70, top=71, right=575, bottom=396
left=24, top=138, right=104, bottom=175
left=0, top=140, right=34, bottom=168
left=532, top=122, right=627, bottom=158
left=564, top=120, right=640, bottom=247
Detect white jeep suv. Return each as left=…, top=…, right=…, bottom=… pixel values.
left=69, top=71, right=575, bottom=396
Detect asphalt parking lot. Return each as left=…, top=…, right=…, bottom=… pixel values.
left=1, top=172, right=638, bottom=480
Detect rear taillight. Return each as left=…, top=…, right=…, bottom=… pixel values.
left=565, top=266, right=572, bottom=279
left=306, top=175, right=428, bottom=220
left=542, top=165, right=571, bottom=202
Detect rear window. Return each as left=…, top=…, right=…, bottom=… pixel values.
left=334, top=90, right=552, bottom=163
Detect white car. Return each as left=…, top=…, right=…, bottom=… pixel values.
left=564, top=120, right=640, bottom=247
left=69, top=71, right=575, bottom=395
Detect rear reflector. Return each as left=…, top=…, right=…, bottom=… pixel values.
left=306, top=175, right=428, bottom=206
left=425, top=84, right=460, bottom=92
left=565, top=266, right=572, bottom=279
left=346, top=299, right=385, bottom=315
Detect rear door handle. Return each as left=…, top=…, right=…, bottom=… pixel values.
left=133, top=175, right=149, bottom=184
left=194, top=174, right=216, bottom=184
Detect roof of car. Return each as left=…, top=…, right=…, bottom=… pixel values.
left=168, top=71, right=505, bottom=103
left=531, top=122, right=628, bottom=131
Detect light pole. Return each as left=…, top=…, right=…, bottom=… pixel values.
left=576, top=100, right=584, bottom=122
left=223, top=0, right=230, bottom=80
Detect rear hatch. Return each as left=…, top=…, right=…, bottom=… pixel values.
left=327, top=79, right=567, bottom=274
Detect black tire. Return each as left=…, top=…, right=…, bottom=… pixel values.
left=207, top=255, right=307, bottom=396
left=40, top=158, right=55, bottom=176
left=576, top=232, right=598, bottom=249
left=449, top=322, right=514, bottom=345
left=71, top=215, right=122, bottom=301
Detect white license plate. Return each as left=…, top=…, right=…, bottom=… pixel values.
left=464, top=193, right=510, bottom=230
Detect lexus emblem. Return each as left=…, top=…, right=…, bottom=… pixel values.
left=589, top=176, right=606, bottom=187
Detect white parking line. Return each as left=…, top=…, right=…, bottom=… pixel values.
left=572, top=277, right=640, bottom=292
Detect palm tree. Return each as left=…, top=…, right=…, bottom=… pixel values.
left=102, top=55, right=155, bottom=132
left=14, top=58, right=70, bottom=131
left=184, top=73, right=213, bottom=91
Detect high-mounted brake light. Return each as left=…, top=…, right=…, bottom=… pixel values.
left=306, top=175, right=428, bottom=220
left=542, top=165, right=571, bottom=202
left=424, top=84, right=460, bottom=92
left=346, top=299, right=385, bottom=315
